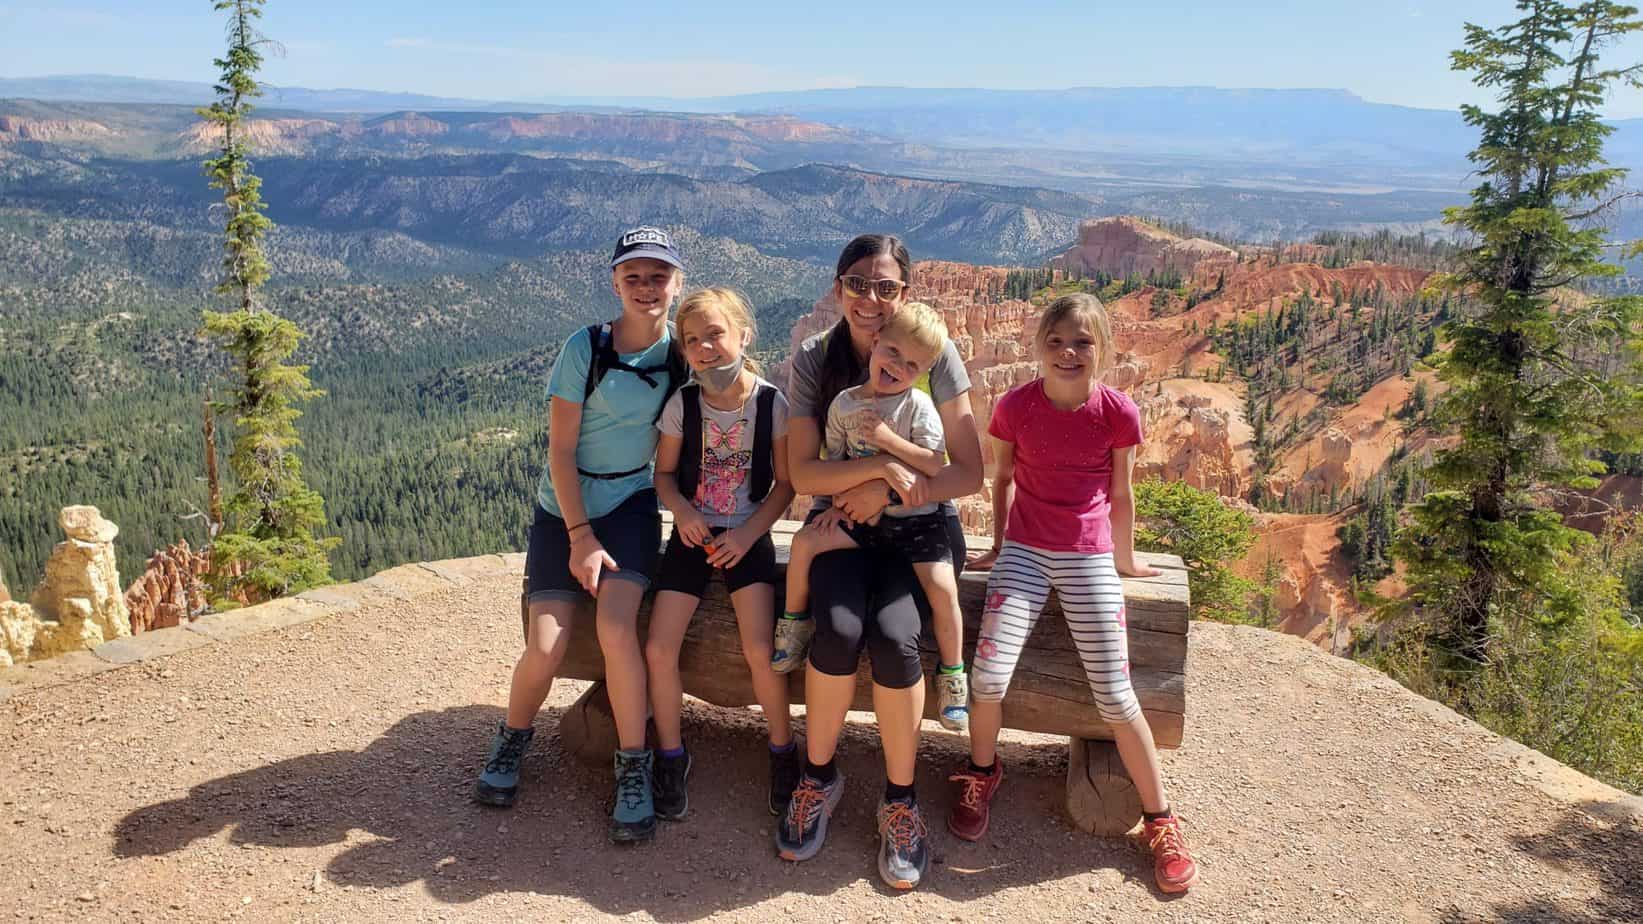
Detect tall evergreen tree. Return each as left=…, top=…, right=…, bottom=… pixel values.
left=1398, top=1, right=1643, bottom=666
left=198, top=0, right=338, bottom=603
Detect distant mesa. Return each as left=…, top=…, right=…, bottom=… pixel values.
left=1052, top=216, right=1238, bottom=284
left=0, top=114, right=114, bottom=144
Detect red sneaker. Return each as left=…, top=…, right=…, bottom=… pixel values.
left=946, top=761, right=1004, bottom=841
left=1142, top=814, right=1198, bottom=893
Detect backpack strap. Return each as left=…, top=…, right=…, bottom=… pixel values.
left=584, top=320, right=684, bottom=423
left=583, top=322, right=613, bottom=402
left=748, top=384, right=776, bottom=503
left=677, top=383, right=703, bottom=502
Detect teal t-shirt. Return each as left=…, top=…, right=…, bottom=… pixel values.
left=535, top=325, right=672, bottom=519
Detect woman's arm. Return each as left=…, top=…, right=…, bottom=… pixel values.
left=786, top=414, right=897, bottom=496
left=822, top=391, right=987, bottom=523
left=922, top=391, right=985, bottom=503
left=1109, top=445, right=1161, bottom=578
left=861, top=414, right=945, bottom=479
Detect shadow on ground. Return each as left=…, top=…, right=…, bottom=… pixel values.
left=113, top=703, right=1151, bottom=917
left=1440, top=800, right=1643, bottom=924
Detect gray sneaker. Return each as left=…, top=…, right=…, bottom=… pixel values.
left=877, top=798, right=931, bottom=890
left=936, top=671, right=970, bottom=732
left=775, top=772, right=845, bottom=861
left=771, top=615, right=815, bottom=674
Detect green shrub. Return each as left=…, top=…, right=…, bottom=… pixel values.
left=1134, top=479, right=1259, bottom=624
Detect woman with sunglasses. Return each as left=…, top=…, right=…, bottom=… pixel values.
left=775, top=234, right=984, bottom=889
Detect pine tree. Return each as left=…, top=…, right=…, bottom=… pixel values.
left=1398, top=1, right=1643, bottom=666
left=198, top=0, right=338, bottom=603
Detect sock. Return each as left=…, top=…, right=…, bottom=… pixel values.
left=770, top=740, right=797, bottom=754
left=1144, top=806, right=1174, bottom=822
left=781, top=611, right=810, bottom=621
left=939, top=662, right=964, bottom=675
left=968, top=759, right=997, bottom=776
left=659, top=745, right=686, bottom=759
left=804, top=757, right=837, bottom=785
left=884, top=781, right=916, bottom=804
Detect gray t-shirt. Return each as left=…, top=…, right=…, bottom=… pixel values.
left=657, top=375, right=790, bottom=528
left=824, top=384, right=944, bottom=518
left=787, top=328, right=971, bottom=514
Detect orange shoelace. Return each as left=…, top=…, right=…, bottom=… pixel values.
left=788, top=783, right=826, bottom=835
left=879, top=801, right=927, bottom=849
left=949, top=772, right=987, bottom=810
left=1147, top=819, right=1188, bottom=862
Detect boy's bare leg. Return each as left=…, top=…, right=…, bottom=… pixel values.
left=783, top=522, right=860, bottom=614
left=912, top=560, right=962, bottom=667
left=915, top=559, right=969, bottom=731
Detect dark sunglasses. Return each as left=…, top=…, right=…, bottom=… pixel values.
left=838, top=274, right=908, bottom=300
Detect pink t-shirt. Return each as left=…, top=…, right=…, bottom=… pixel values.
left=987, top=380, right=1144, bottom=554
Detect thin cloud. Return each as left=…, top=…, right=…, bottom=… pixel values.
left=384, top=37, right=432, bottom=48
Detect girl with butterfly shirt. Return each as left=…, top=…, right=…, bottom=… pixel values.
left=648, top=288, right=798, bottom=824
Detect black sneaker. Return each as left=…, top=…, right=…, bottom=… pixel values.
left=473, top=721, right=534, bottom=807
left=769, top=746, right=802, bottom=816
left=876, top=797, right=931, bottom=890
left=653, top=750, right=692, bottom=821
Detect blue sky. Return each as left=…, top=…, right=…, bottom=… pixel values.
left=6, top=0, right=1643, bottom=115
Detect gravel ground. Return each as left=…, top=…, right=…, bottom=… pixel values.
left=2, top=569, right=1640, bottom=923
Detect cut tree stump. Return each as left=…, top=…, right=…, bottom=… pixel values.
left=529, top=513, right=1190, bottom=835
left=558, top=681, right=619, bottom=763
left=1067, top=737, right=1145, bottom=836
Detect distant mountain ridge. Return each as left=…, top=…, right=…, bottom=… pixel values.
left=11, top=75, right=1643, bottom=173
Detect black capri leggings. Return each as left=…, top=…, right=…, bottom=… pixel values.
left=806, top=511, right=967, bottom=689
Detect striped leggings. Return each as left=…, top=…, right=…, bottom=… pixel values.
left=970, top=541, right=1141, bottom=724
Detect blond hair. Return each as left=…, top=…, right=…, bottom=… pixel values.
left=1034, top=293, right=1113, bottom=377
left=675, top=287, right=763, bottom=375
left=877, top=301, right=947, bottom=362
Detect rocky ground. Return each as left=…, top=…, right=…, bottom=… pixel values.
left=2, top=557, right=1640, bottom=923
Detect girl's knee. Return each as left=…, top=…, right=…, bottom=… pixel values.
left=518, top=641, right=565, bottom=676
left=643, top=636, right=681, bottom=672
left=740, top=636, right=775, bottom=666
left=970, top=669, right=1010, bottom=702
left=1094, top=683, right=1142, bottom=724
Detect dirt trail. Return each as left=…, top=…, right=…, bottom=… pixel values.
left=2, top=561, right=1639, bottom=923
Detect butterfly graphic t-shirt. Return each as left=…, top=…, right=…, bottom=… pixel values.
left=656, top=375, right=790, bottom=528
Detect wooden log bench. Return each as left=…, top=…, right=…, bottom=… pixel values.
left=530, top=515, right=1190, bottom=836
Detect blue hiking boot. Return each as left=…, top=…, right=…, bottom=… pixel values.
left=473, top=721, right=534, bottom=807
left=610, top=749, right=658, bottom=843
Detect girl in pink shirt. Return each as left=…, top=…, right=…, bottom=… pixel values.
left=945, top=293, right=1199, bottom=895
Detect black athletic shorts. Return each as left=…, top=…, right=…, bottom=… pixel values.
left=841, top=511, right=954, bottom=565
left=652, top=526, right=778, bottom=598
left=524, top=489, right=661, bottom=604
